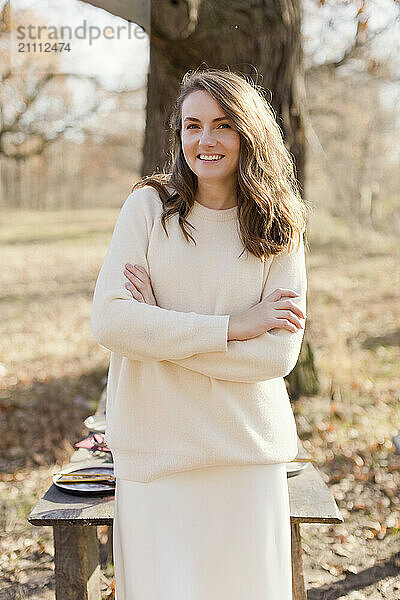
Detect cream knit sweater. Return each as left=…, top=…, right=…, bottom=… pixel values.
left=91, top=186, right=307, bottom=482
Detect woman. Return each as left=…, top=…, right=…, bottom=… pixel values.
left=91, top=68, right=308, bottom=599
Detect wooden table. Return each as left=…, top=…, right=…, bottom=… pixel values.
left=28, top=445, right=343, bottom=600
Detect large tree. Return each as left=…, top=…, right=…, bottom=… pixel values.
left=81, top=0, right=319, bottom=398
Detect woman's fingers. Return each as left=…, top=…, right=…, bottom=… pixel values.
left=124, top=264, right=157, bottom=306
left=125, top=281, right=144, bottom=302
left=125, top=263, right=147, bottom=283
left=274, top=319, right=298, bottom=332
left=124, top=265, right=147, bottom=298
left=274, top=309, right=303, bottom=329
left=124, top=268, right=144, bottom=288
left=275, top=298, right=305, bottom=320
left=265, top=288, right=299, bottom=303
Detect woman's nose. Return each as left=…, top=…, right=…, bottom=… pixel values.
left=199, top=128, right=216, bottom=145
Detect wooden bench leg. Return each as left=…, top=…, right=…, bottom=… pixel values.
left=53, top=525, right=101, bottom=600
left=291, top=522, right=307, bottom=600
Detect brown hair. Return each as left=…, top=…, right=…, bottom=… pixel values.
left=132, top=67, right=308, bottom=261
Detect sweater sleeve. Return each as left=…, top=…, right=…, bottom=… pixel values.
left=164, top=235, right=307, bottom=383
left=91, top=189, right=230, bottom=361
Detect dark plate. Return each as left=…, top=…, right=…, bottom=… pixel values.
left=53, top=465, right=115, bottom=496
left=286, top=461, right=309, bottom=478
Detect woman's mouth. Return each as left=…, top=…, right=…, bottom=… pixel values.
left=197, top=154, right=225, bottom=162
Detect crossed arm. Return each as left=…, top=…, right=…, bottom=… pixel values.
left=91, top=190, right=230, bottom=362
left=164, top=235, right=307, bottom=383
left=92, top=189, right=307, bottom=383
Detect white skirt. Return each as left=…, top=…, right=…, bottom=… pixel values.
left=113, top=463, right=292, bottom=600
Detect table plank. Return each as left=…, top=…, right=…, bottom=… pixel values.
left=28, top=484, right=114, bottom=526
left=28, top=451, right=342, bottom=526
left=289, top=464, right=343, bottom=523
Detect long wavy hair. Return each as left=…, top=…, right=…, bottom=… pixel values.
left=132, top=68, right=308, bottom=261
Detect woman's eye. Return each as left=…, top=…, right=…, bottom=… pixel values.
left=186, top=123, right=231, bottom=130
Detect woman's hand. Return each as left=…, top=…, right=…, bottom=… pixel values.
left=228, top=288, right=306, bottom=341
left=123, top=267, right=304, bottom=340
left=123, top=263, right=158, bottom=306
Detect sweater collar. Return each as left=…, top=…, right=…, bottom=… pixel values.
left=191, top=200, right=238, bottom=222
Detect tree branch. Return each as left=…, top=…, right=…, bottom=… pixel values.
left=307, top=15, right=400, bottom=74
left=0, top=72, right=115, bottom=158
left=78, top=0, right=150, bottom=31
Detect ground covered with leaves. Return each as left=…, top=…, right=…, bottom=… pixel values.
left=0, top=208, right=399, bottom=599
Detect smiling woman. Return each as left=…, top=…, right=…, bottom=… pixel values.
left=180, top=90, right=241, bottom=209
left=91, top=68, right=308, bottom=600
left=132, top=68, right=306, bottom=258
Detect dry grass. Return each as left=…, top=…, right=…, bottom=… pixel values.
left=0, top=206, right=399, bottom=599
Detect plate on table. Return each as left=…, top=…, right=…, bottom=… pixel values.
left=53, top=465, right=115, bottom=496
left=286, top=461, right=309, bottom=478
left=84, top=414, right=106, bottom=433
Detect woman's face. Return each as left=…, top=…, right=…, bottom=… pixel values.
left=181, top=90, right=241, bottom=183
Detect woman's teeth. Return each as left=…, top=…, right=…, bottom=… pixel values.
left=198, top=154, right=224, bottom=161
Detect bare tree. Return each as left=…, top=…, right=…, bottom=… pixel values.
left=0, top=1, right=146, bottom=208
left=303, top=0, right=400, bottom=230
left=0, top=1, right=133, bottom=161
